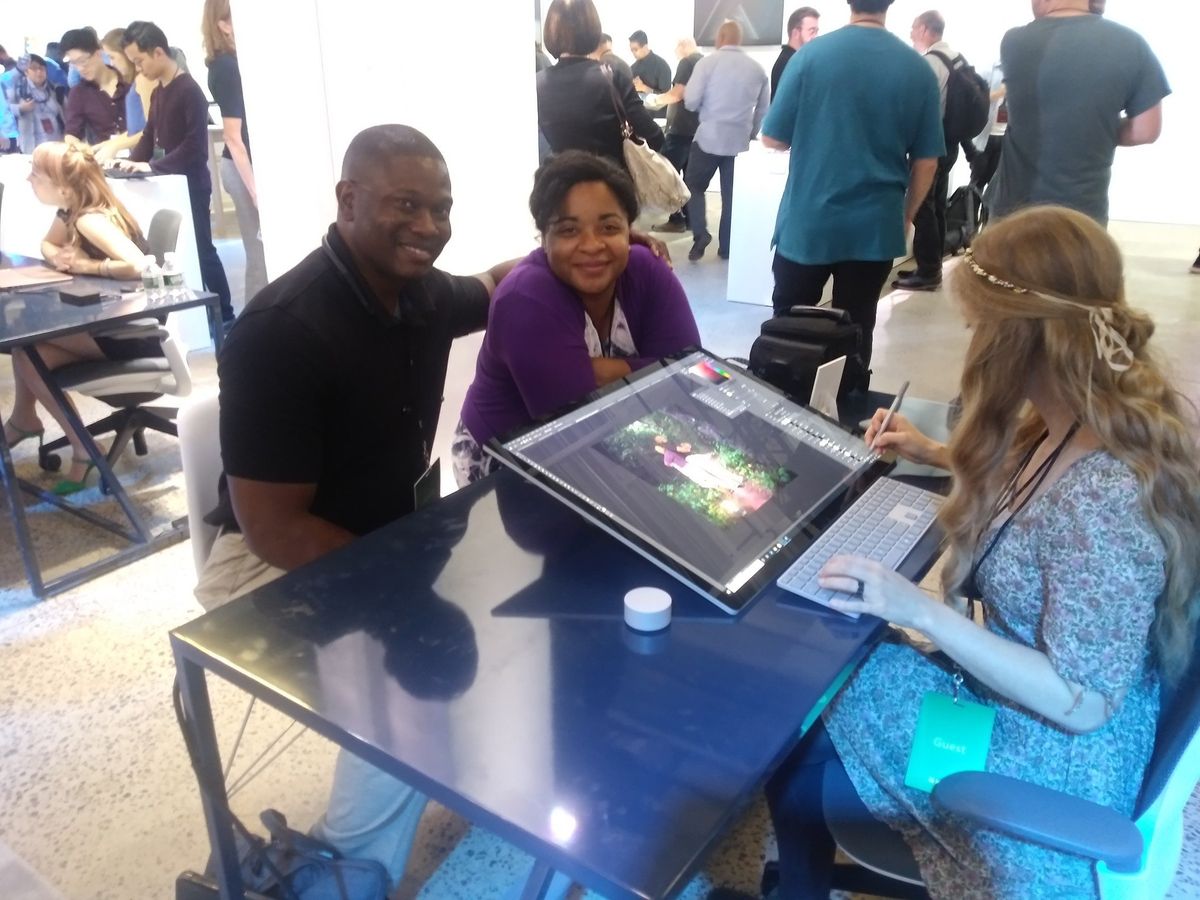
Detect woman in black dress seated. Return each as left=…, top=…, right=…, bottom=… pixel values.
left=3, top=139, right=156, bottom=494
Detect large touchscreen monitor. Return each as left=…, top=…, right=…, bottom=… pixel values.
left=486, top=350, right=878, bottom=614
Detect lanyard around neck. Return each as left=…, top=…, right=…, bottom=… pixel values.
left=969, top=421, right=1081, bottom=588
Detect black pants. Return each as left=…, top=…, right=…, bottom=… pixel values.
left=911, top=144, right=959, bottom=277
left=764, top=721, right=840, bottom=900
left=770, top=252, right=894, bottom=375
left=188, top=182, right=234, bottom=322
left=968, top=134, right=1004, bottom=191
left=684, top=144, right=734, bottom=252
left=661, top=132, right=694, bottom=224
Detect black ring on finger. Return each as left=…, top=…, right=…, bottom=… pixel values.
left=853, top=578, right=865, bottom=598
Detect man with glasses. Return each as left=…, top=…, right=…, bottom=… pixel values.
left=112, top=20, right=234, bottom=326
left=59, top=28, right=129, bottom=145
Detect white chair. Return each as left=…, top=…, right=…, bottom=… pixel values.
left=177, top=392, right=221, bottom=576
left=38, top=208, right=192, bottom=474
left=38, top=322, right=194, bottom=473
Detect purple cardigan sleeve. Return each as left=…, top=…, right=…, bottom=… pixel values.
left=620, top=246, right=702, bottom=371
left=491, top=272, right=600, bottom=422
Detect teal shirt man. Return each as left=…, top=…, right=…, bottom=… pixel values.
left=764, top=25, right=944, bottom=265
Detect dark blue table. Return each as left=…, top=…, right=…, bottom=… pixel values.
left=172, top=469, right=941, bottom=899
left=0, top=253, right=223, bottom=597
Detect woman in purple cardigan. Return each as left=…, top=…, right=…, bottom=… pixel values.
left=454, top=151, right=701, bottom=485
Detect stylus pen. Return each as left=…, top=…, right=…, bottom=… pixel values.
left=870, top=381, right=910, bottom=452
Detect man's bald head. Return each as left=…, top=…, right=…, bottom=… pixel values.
left=340, top=124, right=444, bottom=182
left=715, top=20, right=743, bottom=48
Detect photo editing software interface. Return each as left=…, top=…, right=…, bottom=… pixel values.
left=496, top=352, right=876, bottom=605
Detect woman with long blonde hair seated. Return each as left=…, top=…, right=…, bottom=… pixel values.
left=767, top=205, right=1200, bottom=898
left=2, top=139, right=155, bottom=494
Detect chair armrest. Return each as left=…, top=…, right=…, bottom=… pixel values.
left=932, top=772, right=1143, bottom=873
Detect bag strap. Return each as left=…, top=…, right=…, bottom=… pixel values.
left=601, top=64, right=634, bottom=140
left=927, top=49, right=966, bottom=75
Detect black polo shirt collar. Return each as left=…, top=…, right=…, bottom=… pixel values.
left=323, top=224, right=435, bottom=328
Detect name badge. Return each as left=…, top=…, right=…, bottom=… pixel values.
left=413, top=458, right=441, bottom=511
left=904, top=691, right=995, bottom=793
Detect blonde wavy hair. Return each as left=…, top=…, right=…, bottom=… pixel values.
left=202, top=0, right=237, bottom=64
left=31, top=139, right=144, bottom=245
left=940, top=205, right=1200, bottom=681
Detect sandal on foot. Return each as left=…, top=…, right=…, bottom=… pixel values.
left=52, top=458, right=97, bottom=496
left=3, top=420, right=45, bottom=449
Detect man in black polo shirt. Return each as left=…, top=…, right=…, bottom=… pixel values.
left=629, top=30, right=672, bottom=120
left=194, top=124, right=517, bottom=888
left=114, top=21, right=234, bottom=325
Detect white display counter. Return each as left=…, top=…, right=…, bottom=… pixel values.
left=0, top=155, right=211, bottom=350
left=728, top=141, right=790, bottom=308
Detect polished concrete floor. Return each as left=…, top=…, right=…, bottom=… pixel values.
left=1, top=217, right=1199, bottom=899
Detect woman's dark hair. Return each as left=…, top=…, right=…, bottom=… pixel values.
left=542, top=0, right=603, bottom=59
left=529, top=151, right=639, bottom=234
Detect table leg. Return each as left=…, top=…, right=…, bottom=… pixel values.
left=518, top=859, right=556, bottom=900
left=24, top=344, right=150, bottom=543
left=175, top=652, right=246, bottom=900
left=0, top=431, right=47, bottom=598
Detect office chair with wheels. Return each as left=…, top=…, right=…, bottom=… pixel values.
left=821, top=633, right=1200, bottom=899
left=38, top=207, right=192, bottom=476
left=38, top=321, right=193, bottom=475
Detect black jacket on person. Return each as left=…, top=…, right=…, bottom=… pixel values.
left=537, top=56, right=663, bottom=170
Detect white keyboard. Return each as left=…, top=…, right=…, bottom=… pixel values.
left=777, top=477, right=943, bottom=617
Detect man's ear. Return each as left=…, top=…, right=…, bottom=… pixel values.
left=334, top=180, right=355, bottom=221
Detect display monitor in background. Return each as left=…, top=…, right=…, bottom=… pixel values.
left=488, top=350, right=877, bottom=614
left=695, top=0, right=785, bottom=47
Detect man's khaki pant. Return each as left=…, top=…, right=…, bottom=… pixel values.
left=192, top=530, right=427, bottom=888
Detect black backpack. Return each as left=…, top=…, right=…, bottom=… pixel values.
left=928, top=50, right=990, bottom=146
left=944, top=183, right=984, bottom=256
left=747, top=307, right=867, bottom=404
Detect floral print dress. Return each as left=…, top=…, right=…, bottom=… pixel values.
left=823, top=451, right=1166, bottom=899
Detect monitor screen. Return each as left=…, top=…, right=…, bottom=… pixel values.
left=695, top=0, right=785, bottom=47
left=488, top=351, right=877, bottom=614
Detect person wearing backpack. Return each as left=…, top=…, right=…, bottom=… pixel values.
left=894, top=10, right=988, bottom=291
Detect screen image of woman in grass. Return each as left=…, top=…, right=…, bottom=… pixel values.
left=599, top=409, right=794, bottom=525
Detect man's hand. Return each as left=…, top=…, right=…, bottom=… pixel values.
left=632, top=76, right=649, bottom=93
left=112, top=160, right=152, bottom=174
left=18, top=99, right=35, bottom=113
left=630, top=229, right=673, bottom=268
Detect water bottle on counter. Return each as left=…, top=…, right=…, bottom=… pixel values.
left=161, top=252, right=186, bottom=291
left=141, top=256, right=163, bottom=293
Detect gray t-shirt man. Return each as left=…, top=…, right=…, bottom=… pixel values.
left=988, top=15, right=1169, bottom=225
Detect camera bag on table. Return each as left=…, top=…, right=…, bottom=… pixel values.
left=747, top=307, right=867, bottom=404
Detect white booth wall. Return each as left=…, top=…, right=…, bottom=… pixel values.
left=236, top=0, right=540, bottom=279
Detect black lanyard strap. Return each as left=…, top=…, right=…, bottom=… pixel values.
left=969, top=421, right=1081, bottom=591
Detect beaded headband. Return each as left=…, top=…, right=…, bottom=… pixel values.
left=962, top=248, right=1134, bottom=372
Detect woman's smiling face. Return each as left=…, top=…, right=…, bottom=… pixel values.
left=543, top=180, right=631, bottom=304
